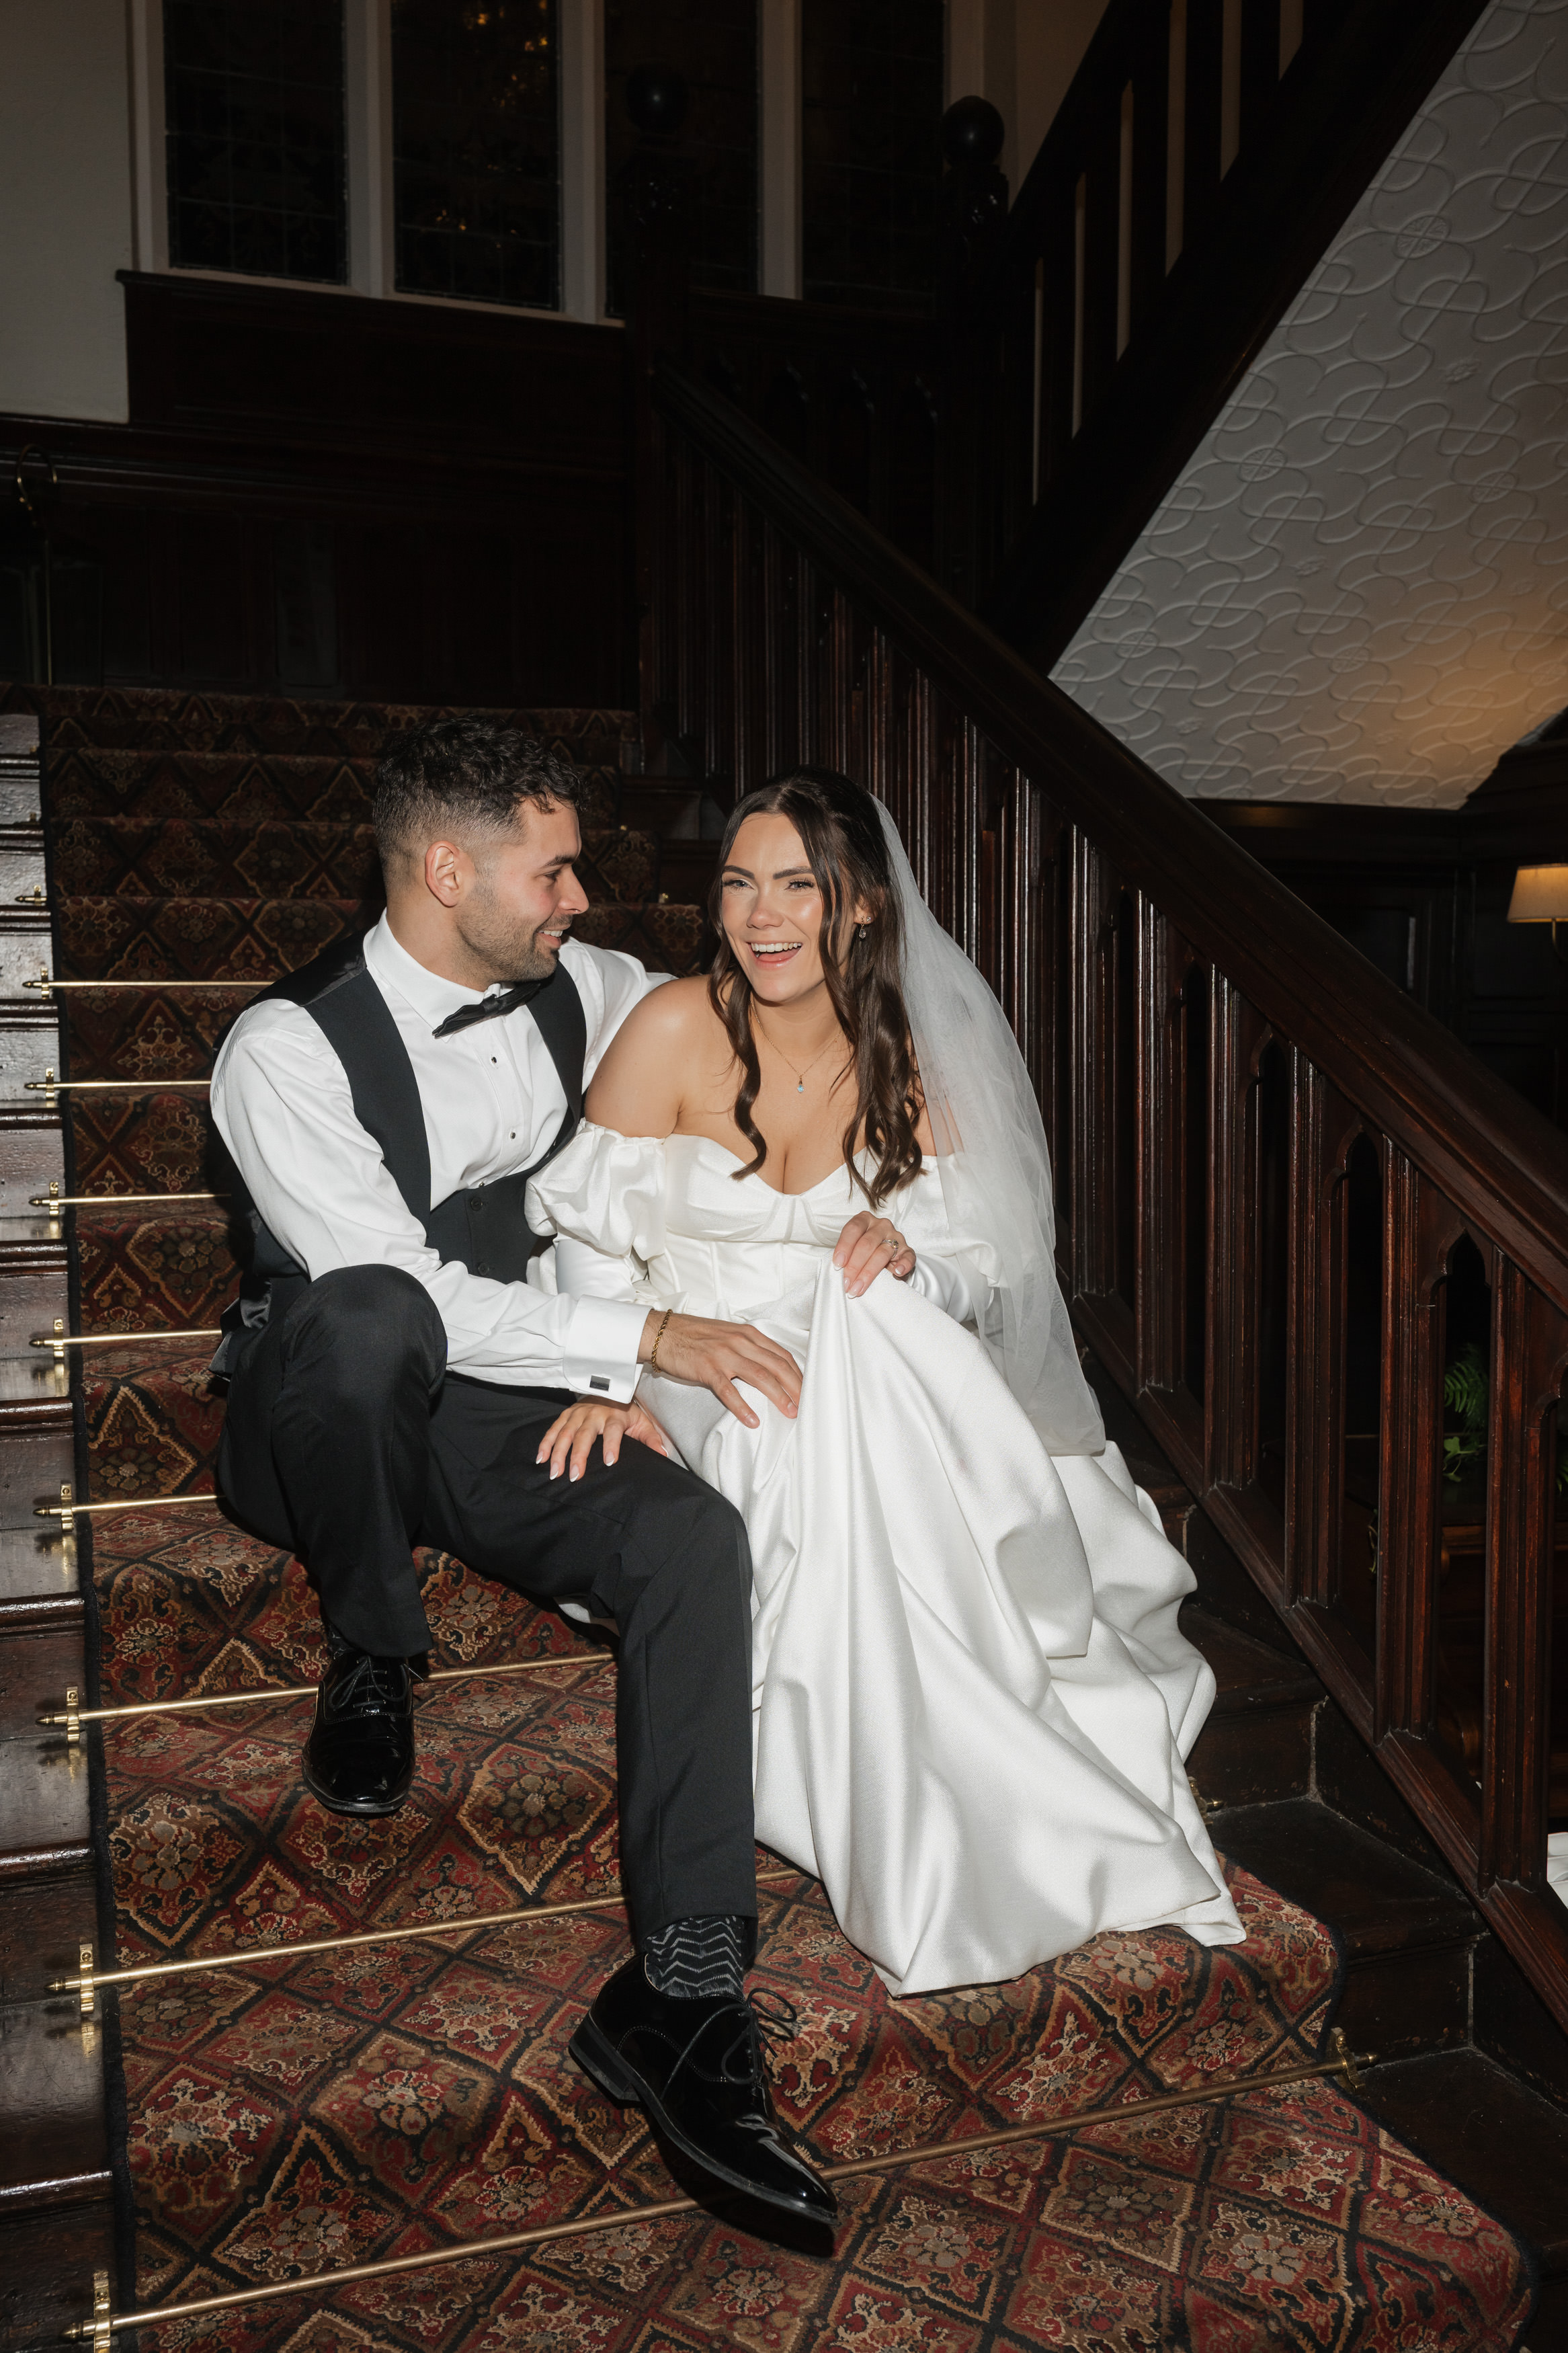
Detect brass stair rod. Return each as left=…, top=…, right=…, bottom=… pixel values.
left=26, top=974, right=266, bottom=992
left=39, top=1652, right=608, bottom=1729
left=50, top=1868, right=802, bottom=1999
left=30, top=1190, right=222, bottom=1207
left=61, top=2034, right=1375, bottom=2341
left=32, top=1326, right=220, bottom=1349
left=25, top=1076, right=210, bottom=1093
left=36, top=1490, right=218, bottom=1521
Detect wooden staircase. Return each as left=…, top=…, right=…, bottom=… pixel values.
left=0, top=681, right=1546, bottom=2353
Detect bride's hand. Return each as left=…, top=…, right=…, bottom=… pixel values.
left=834, top=1211, right=917, bottom=1298
left=536, top=1398, right=671, bottom=1482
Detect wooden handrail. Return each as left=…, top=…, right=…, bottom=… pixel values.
left=643, top=352, right=1568, bottom=2033
left=653, top=360, right=1568, bottom=1310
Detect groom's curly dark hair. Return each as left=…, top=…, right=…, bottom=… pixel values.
left=372, top=716, right=580, bottom=873
left=707, top=765, right=924, bottom=1209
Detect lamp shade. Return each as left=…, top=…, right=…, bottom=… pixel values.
left=1507, top=865, right=1568, bottom=922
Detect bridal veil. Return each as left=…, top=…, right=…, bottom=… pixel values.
left=876, top=800, right=1105, bottom=1457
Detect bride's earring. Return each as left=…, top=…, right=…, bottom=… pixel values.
left=857, top=923, right=869, bottom=939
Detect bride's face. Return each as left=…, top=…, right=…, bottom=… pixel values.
left=720, top=812, right=868, bottom=1006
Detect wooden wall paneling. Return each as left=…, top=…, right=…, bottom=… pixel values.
left=1375, top=1156, right=1465, bottom=1744
left=1480, top=1265, right=1568, bottom=1890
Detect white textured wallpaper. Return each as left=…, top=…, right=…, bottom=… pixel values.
left=1054, top=0, right=1568, bottom=806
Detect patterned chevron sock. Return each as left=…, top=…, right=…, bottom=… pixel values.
left=642, top=1914, right=747, bottom=2000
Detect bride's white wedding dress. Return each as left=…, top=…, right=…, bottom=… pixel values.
left=530, top=1123, right=1243, bottom=1997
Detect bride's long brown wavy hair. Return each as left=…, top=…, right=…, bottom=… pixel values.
left=706, top=766, right=922, bottom=1209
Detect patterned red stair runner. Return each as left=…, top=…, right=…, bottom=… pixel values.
left=23, top=684, right=1532, bottom=2351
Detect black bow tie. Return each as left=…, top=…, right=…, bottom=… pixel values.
left=431, top=981, right=543, bottom=1039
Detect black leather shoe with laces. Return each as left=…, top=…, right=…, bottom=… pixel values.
left=302, top=1650, right=415, bottom=1816
left=569, top=1954, right=837, bottom=2226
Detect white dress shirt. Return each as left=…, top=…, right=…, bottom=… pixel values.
left=210, top=916, right=661, bottom=1398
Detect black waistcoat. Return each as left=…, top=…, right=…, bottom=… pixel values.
left=217, top=933, right=586, bottom=1363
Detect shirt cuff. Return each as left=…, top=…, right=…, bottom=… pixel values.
left=561, top=1295, right=647, bottom=1404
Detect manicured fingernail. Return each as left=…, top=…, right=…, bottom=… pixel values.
left=550, top=1464, right=561, bottom=1480
left=569, top=1466, right=581, bottom=1482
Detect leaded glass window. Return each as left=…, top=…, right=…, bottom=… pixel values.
left=393, top=0, right=561, bottom=311
left=605, top=0, right=757, bottom=315
left=802, top=0, right=944, bottom=312
left=164, top=0, right=347, bottom=283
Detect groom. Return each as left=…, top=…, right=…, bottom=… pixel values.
left=210, top=715, right=833, bottom=2225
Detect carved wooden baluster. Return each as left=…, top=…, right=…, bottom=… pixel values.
left=731, top=493, right=766, bottom=801
left=1375, top=1154, right=1464, bottom=1746
left=1067, top=834, right=1123, bottom=1313
left=1183, top=0, right=1227, bottom=247
left=1288, top=1080, right=1374, bottom=1640
left=1481, top=1263, right=1568, bottom=1892
left=1034, top=795, right=1066, bottom=1162
left=1205, top=978, right=1272, bottom=1500
left=1036, top=194, right=1078, bottom=494
left=1127, top=0, right=1173, bottom=335
left=1136, top=900, right=1188, bottom=1406
left=821, top=586, right=855, bottom=774
left=1240, top=0, right=1284, bottom=148
left=1080, top=99, right=1124, bottom=420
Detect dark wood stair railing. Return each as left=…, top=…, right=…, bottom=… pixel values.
left=971, top=0, right=1493, bottom=664
left=638, top=358, right=1568, bottom=2036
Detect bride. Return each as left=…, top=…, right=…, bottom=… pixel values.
left=526, top=766, right=1242, bottom=1996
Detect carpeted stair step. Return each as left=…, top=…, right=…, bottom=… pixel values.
left=52, top=822, right=660, bottom=906
left=69, top=1088, right=221, bottom=1197
left=46, top=748, right=622, bottom=826
left=78, top=1206, right=237, bottom=1331
left=7, top=682, right=638, bottom=764
left=83, top=1343, right=226, bottom=1501
left=84, top=1504, right=1534, bottom=2352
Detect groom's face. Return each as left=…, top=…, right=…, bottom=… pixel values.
left=452, top=797, right=591, bottom=984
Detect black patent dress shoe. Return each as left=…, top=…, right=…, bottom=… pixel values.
left=569, top=1954, right=837, bottom=2226
left=302, top=1650, right=415, bottom=1817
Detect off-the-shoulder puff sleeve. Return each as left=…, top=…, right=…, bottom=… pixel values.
left=526, top=1125, right=667, bottom=1305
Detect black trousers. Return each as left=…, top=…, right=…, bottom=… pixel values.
left=216, top=1264, right=758, bottom=1942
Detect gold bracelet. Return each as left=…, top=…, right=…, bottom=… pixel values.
left=649, top=1309, right=673, bottom=1373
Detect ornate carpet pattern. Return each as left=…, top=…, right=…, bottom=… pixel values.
left=91, top=1508, right=1533, bottom=2353
left=19, top=684, right=1532, bottom=2350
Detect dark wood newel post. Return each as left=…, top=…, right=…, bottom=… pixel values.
left=620, top=64, right=695, bottom=771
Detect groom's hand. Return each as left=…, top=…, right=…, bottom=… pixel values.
left=640, top=1311, right=802, bottom=1428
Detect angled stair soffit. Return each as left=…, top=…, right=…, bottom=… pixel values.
left=1056, top=0, right=1568, bottom=809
